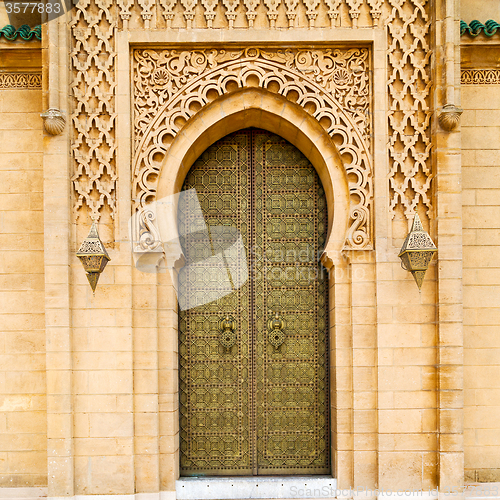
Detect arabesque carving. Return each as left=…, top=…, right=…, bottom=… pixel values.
left=70, top=0, right=118, bottom=222
left=132, top=47, right=373, bottom=249
left=461, top=69, right=500, bottom=85
left=0, top=72, right=41, bottom=89
left=387, top=0, right=432, bottom=222
left=41, top=108, right=66, bottom=135
left=110, top=0, right=398, bottom=29
left=68, top=0, right=433, bottom=237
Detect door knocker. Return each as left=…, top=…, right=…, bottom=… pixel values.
left=268, top=311, right=286, bottom=349
left=219, top=315, right=236, bottom=350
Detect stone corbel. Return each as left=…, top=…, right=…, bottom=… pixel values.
left=132, top=238, right=186, bottom=277
left=41, top=107, right=66, bottom=135
left=320, top=248, right=348, bottom=272
left=438, top=104, right=463, bottom=132
left=131, top=207, right=164, bottom=273
left=131, top=205, right=186, bottom=278
left=41, top=17, right=66, bottom=135
left=438, top=7, right=462, bottom=133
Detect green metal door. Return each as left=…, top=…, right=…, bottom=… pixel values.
left=178, top=129, right=330, bottom=476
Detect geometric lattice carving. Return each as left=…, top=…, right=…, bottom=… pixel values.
left=70, top=0, right=118, bottom=221
left=387, top=0, right=432, bottom=221
left=133, top=47, right=373, bottom=249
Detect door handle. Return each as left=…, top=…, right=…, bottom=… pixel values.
left=268, top=311, right=286, bottom=348
left=219, top=315, right=236, bottom=349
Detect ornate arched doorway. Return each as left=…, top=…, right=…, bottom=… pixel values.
left=178, top=128, right=330, bottom=476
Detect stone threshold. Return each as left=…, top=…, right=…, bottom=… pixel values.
left=176, top=476, right=337, bottom=500
left=0, top=487, right=47, bottom=499
left=465, top=482, right=500, bottom=499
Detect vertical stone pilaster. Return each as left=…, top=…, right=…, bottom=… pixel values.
left=158, top=273, right=179, bottom=493
left=132, top=267, right=161, bottom=494
left=330, top=258, right=354, bottom=489
left=351, top=254, right=378, bottom=491
left=44, top=14, right=74, bottom=499
left=434, top=0, right=464, bottom=495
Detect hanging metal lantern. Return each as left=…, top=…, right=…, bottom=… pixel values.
left=76, top=221, right=111, bottom=293
left=398, top=213, right=437, bottom=290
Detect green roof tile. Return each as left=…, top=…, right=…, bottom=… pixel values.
left=0, top=24, right=41, bottom=41
left=461, top=19, right=500, bottom=37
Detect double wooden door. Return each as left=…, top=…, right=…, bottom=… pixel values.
left=178, top=129, right=330, bottom=476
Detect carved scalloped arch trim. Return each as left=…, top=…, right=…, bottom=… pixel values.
left=132, top=47, right=373, bottom=249
left=155, top=88, right=351, bottom=261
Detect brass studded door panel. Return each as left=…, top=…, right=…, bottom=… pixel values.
left=178, top=129, right=329, bottom=476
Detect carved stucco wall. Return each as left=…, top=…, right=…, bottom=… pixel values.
left=0, top=72, right=42, bottom=89
left=69, top=0, right=431, bottom=248
left=70, top=0, right=118, bottom=223
left=386, top=0, right=431, bottom=225
left=132, top=47, right=372, bottom=249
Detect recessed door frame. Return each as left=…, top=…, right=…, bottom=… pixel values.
left=152, top=88, right=352, bottom=487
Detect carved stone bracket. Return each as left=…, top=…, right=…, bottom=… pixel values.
left=132, top=47, right=373, bottom=250
left=41, top=108, right=66, bottom=135
left=438, top=104, right=463, bottom=132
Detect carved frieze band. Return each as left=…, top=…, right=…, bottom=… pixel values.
left=70, top=0, right=118, bottom=222
left=387, top=0, right=432, bottom=222
left=0, top=72, right=41, bottom=89
left=118, top=0, right=390, bottom=30
left=132, top=47, right=373, bottom=249
left=461, top=69, right=500, bottom=85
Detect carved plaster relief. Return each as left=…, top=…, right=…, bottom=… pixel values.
left=0, top=72, right=42, bottom=89
left=461, top=69, right=500, bottom=85
left=386, top=0, right=432, bottom=223
left=132, top=47, right=373, bottom=249
left=69, top=0, right=433, bottom=240
left=70, top=0, right=118, bottom=222
left=118, top=0, right=395, bottom=29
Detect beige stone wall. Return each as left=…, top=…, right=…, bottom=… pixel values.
left=0, top=0, right=471, bottom=495
left=460, top=0, right=500, bottom=23
left=0, top=86, right=46, bottom=486
left=462, top=83, right=500, bottom=482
